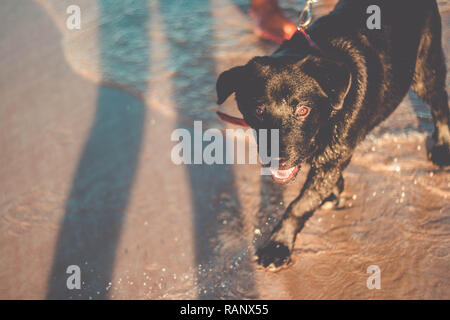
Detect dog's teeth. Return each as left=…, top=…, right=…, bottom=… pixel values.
left=270, top=167, right=295, bottom=179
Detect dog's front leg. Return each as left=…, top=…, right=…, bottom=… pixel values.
left=256, top=163, right=344, bottom=270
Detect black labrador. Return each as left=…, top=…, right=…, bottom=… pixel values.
left=216, top=0, right=450, bottom=270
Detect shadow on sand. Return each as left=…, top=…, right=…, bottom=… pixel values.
left=158, top=0, right=256, bottom=299
left=46, top=0, right=149, bottom=299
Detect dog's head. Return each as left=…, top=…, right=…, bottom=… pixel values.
left=216, top=55, right=352, bottom=183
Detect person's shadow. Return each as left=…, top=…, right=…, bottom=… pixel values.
left=158, top=0, right=257, bottom=299
left=46, top=0, right=149, bottom=299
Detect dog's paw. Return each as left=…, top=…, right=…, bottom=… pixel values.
left=429, top=142, right=450, bottom=167
left=255, top=240, right=293, bottom=271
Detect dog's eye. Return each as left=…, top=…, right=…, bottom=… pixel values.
left=255, top=106, right=264, bottom=117
left=295, top=105, right=311, bottom=119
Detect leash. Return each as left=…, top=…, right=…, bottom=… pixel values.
left=294, top=0, right=322, bottom=52
left=297, top=0, right=317, bottom=29
left=216, top=0, right=321, bottom=127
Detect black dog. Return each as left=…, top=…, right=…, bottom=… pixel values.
left=216, top=0, right=450, bottom=270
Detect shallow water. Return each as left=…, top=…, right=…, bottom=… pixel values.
left=0, top=0, right=449, bottom=299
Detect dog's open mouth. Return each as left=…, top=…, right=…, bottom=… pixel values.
left=270, top=165, right=300, bottom=184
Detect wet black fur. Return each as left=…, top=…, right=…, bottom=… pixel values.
left=216, top=0, right=450, bottom=268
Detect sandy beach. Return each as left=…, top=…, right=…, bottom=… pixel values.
left=0, top=0, right=449, bottom=299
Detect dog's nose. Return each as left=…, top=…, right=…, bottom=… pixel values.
left=279, top=159, right=287, bottom=166
left=272, top=157, right=288, bottom=168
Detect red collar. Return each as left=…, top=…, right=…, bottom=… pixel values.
left=216, top=110, right=250, bottom=127
left=294, top=27, right=322, bottom=53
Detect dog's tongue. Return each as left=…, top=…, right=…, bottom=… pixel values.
left=270, top=165, right=299, bottom=184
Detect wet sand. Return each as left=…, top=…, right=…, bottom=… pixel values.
left=0, top=0, right=449, bottom=299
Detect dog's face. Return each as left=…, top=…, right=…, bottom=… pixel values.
left=217, top=55, right=351, bottom=183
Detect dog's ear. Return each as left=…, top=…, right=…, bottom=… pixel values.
left=216, top=66, right=246, bottom=105
left=301, top=57, right=352, bottom=110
